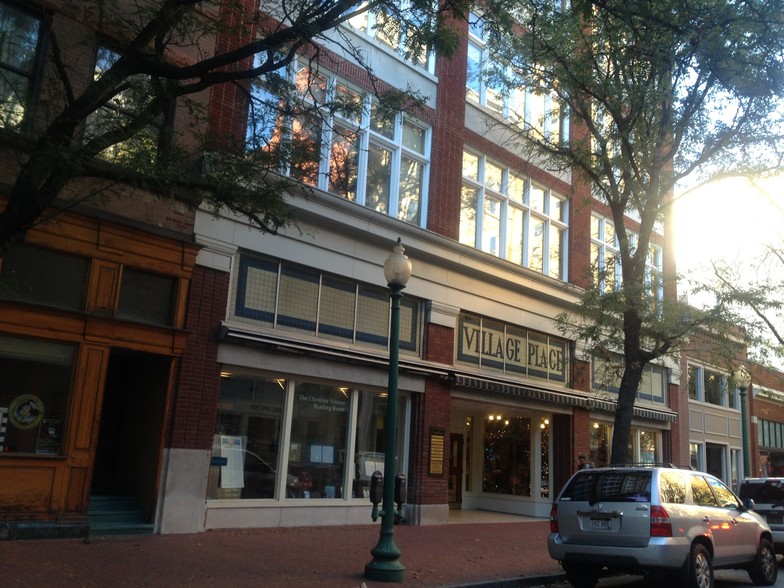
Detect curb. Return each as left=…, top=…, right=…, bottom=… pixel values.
left=447, top=572, right=567, bottom=587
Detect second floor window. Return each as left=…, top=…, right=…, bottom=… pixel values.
left=590, top=214, right=663, bottom=305
left=85, top=47, right=163, bottom=165
left=0, top=2, right=41, bottom=129
left=460, top=150, right=568, bottom=280
left=247, top=60, right=430, bottom=227
left=688, top=364, right=735, bottom=409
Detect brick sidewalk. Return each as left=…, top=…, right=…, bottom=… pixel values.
left=0, top=520, right=562, bottom=587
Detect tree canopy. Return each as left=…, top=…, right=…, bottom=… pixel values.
left=476, top=0, right=784, bottom=463
left=0, top=0, right=464, bottom=252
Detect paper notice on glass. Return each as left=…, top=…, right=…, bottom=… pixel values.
left=220, top=435, right=245, bottom=489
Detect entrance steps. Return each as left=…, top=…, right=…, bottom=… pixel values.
left=88, top=495, right=155, bottom=538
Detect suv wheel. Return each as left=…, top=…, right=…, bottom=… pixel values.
left=682, top=543, right=713, bottom=588
left=562, top=562, right=600, bottom=588
left=748, top=538, right=778, bottom=586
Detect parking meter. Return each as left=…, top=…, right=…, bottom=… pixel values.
left=369, top=470, right=383, bottom=506
left=394, top=473, right=406, bottom=507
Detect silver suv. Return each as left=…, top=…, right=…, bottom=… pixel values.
left=739, top=477, right=784, bottom=553
left=547, top=466, right=778, bottom=588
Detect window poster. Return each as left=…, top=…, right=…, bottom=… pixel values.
left=220, top=435, right=245, bottom=489
left=36, top=419, right=62, bottom=454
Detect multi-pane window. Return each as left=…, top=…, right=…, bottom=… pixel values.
left=232, top=253, right=421, bottom=355
left=592, top=353, right=667, bottom=406
left=590, top=214, right=663, bottom=305
left=210, top=377, right=407, bottom=501
left=688, top=364, right=733, bottom=408
left=466, top=13, right=568, bottom=144
left=347, top=2, right=434, bottom=72
left=247, top=59, right=429, bottom=226
left=460, top=150, right=567, bottom=279
left=86, top=47, right=162, bottom=164
left=0, top=2, right=41, bottom=129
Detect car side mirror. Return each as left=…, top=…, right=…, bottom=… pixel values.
left=743, top=498, right=756, bottom=510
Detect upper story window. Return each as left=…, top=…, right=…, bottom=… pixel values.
left=85, top=47, right=164, bottom=165
left=247, top=60, right=429, bottom=227
left=460, top=150, right=568, bottom=280
left=590, top=214, right=663, bottom=305
left=466, top=13, right=568, bottom=144
left=592, top=353, right=667, bottom=406
left=347, top=2, right=435, bottom=72
left=0, top=2, right=41, bottom=130
left=688, top=364, right=735, bottom=409
left=232, top=252, right=422, bottom=356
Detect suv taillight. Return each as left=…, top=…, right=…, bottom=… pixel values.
left=650, top=505, right=672, bottom=537
left=549, top=503, right=558, bottom=533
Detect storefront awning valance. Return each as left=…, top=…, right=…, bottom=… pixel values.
left=453, top=374, right=678, bottom=422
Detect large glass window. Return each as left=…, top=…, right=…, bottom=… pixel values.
left=591, top=353, right=667, bottom=406
left=233, top=253, right=422, bottom=356
left=482, top=415, right=531, bottom=496
left=211, top=377, right=285, bottom=499
left=688, top=364, right=730, bottom=408
left=466, top=12, right=568, bottom=143
left=86, top=47, right=163, bottom=165
left=460, top=150, right=568, bottom=280
left=591, top=214, right=663, bottom=306
left=247, top=59, right=430, bottom=227
left=210, top=377, right=408, bottom=502
left=117, top=268, right=176, bottom=326
left=347, top=2, right=435, bottom=71
left=0, top=2, right=40, bottom=129
left=0, top=335, right=74, bottom=455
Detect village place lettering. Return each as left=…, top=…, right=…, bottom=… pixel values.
left=460, top=320, right=565, bottom=376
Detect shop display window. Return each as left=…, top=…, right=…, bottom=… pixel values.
left=210, top=376, right=409, bottom=502
left=0, top=335, right=74, bottom=455
left=482, top=415, right=532, bottom=496
left=210, top=377, right=285, bottom=499
left=287, top=383, right=348, bottom=499
left=353, top=389, right=405, bottom=499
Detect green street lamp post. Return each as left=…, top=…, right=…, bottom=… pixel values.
left=365, top=238, right=412, bottom=583
left=735, top=366, right=752, bottom=478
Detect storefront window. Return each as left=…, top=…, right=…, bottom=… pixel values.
left=287, top=383, right=348, bottom=499
left=353, top=389, right=405, bottom=499
left=210, top=376, right=409, bottom=502
left=210, top=377, right=285, bottom=499
left=590, top=422, right=611, bottom=467
left=540, top=417, right=550, bottom=497
left=482, top=415, right=531, bottom=496
left=0, top=335, right=74, bottom=455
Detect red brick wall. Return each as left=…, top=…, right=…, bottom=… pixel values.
left=427, top=14, right=468, bottom=240
left=169, top=264, right=230, bottom=450
left=408, top=378, right=451, bottom=505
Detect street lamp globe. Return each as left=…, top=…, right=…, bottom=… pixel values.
left=735, top=366, right=751, bottom=390
left=384, top=238, right=412, bottom=288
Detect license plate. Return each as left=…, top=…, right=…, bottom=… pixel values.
left=590, top=518, right=611, bottom=529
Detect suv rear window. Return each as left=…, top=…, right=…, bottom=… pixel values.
left=740, top=479, right=784, bottom=504
left=561, top=471, right=652, bottom=503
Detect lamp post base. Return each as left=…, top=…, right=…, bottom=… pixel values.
left=364, top=530, right=405, bottom=583
left=364, top=559, right=405, bottom=583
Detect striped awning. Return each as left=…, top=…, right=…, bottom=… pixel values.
left=453, top=374, right=677, bottom=422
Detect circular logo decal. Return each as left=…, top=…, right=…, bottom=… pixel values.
left=9, top=394, right=44, bottom=430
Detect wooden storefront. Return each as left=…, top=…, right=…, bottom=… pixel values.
left=0, top=210, right=197, bottom=539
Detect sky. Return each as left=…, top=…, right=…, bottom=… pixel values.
left=674, top=176, right=784, bottom=276
left=674, top=176, right=784, bottom=365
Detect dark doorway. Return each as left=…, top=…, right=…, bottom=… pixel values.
left=448, top=434, right=463, bottom=508
left=92, top=350, right=171, bottom=518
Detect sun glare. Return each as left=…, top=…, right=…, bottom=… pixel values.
left=674, top=176, right=784, bottom=275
